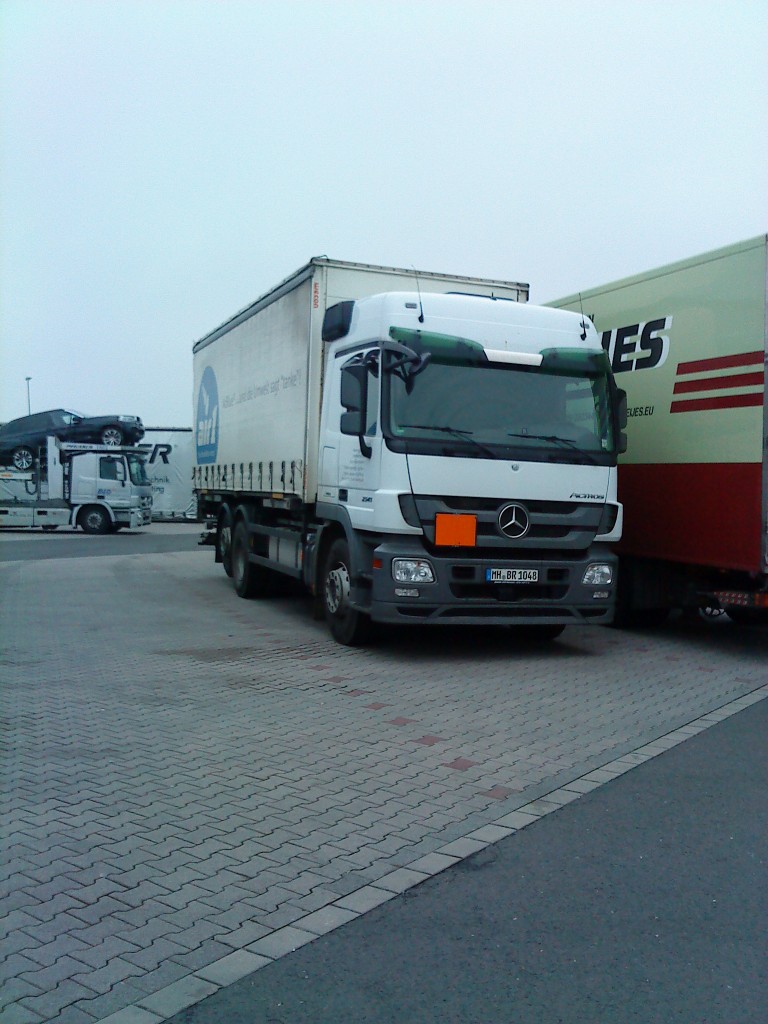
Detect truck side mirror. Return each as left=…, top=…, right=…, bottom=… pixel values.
left=340, top=363, right=366, bottom=426
left=340, top=363, right=371, bottom=457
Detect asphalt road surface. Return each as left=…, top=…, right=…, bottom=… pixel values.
left=0, top=521, right=201, bottom=561
left=167, top=699, right=767, bottom=1024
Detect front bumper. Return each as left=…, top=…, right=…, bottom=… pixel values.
left=367, top=537, right=616, bottom=626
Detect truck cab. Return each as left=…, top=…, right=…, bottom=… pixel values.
left=314, top=292, right=626, bottom=642
left=64, top=445, right=153, bottom=531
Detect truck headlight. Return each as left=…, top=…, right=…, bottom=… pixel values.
left=583, top=563, right=613, bottom=585
left=392, top=558, right=435, bottom=583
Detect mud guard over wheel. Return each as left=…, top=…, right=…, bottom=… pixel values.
left=322, top=537, right=372, bottom=646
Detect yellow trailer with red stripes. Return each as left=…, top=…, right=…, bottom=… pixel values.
left=550, top=235, right=767, bottom=623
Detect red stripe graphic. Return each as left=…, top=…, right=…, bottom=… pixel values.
left=673, top=371, right=763, bottom=395
left=671, top=393, right=763, bottom=414
left=671, top=349, right=764, bottom=413
left=677, top=350, right=763, bottom=375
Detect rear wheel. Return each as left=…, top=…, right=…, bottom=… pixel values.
left=322, top=538, right=372, bottom=646
left=232, top=519, right=270, bottom=598
left=79, top=505, right=111, bottom=534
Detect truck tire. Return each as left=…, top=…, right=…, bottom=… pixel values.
left=218, top=508, right=234, bottom=577
left=12, top=446, right=35, bottom=471
left=232, top=519, right=269, bottom=598
left=322, top=538, right=372, bottom=646
left=79, top=505, right=111, bottom=534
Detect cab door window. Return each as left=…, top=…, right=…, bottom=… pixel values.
left=99, top=457, right=126, bottom=482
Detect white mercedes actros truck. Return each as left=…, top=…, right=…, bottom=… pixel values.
left=0, top=437, right=152, bottom=532
left=193, top=258, right=626, bottom=644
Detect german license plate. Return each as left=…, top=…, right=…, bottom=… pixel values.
left=486, top=568, right=539, bottom=583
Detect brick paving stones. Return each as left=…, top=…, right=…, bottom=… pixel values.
left=1, top=544, right=766, bottom=1022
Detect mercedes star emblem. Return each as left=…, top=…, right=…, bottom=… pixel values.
left=498, top=502, right=530, bottom=539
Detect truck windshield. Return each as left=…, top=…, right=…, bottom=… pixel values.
left=385, top=346, right=615, bottom=459
left=127, top=455, right=150, bottom=486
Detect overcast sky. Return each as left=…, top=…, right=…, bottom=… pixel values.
left=1, top=0, right=766, bottom=426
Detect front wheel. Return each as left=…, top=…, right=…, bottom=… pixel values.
left=322, top=538, right=372, bottom=646
left=100, top=427, right=124, bottom=446
left=79, top=505, right=111, bottom=534
left=232, top=519, right=270, bottom=598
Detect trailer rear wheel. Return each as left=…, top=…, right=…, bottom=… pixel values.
left=232, top=519, right=269, bottom=598
left=322, top=538, right=372, bottom=646
left=79, top=505, right=110, bottom=534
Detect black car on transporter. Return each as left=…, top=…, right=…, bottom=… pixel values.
left=0, top=408, right=145, bottom=470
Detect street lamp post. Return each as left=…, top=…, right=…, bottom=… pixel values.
left=25, top=377, right=31, bottom=415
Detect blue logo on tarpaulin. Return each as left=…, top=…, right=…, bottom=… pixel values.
left=196, top=366, right=219, bottom=464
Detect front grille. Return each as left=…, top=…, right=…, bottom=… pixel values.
left=413, top=494, right=602, bottom=551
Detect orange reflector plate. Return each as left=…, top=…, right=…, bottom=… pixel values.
left=435, top=513, right=477, bottom=547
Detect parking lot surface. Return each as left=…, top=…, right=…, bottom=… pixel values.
left=2, top=531, right=766, bottom=1022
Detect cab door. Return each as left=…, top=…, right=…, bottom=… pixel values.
left=97, top=456, right=129, bottom=509
left=70, top=454, right=128, bottom=508
left=337, top=350, right=382, bottom=527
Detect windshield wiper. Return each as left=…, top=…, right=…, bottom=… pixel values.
left=398, top=424, right=497, bottom=459
left=506, top=432, right=598, bottom=463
